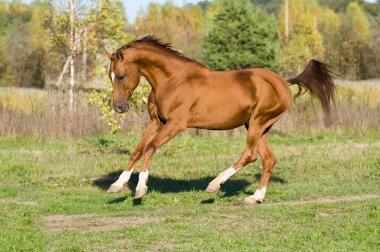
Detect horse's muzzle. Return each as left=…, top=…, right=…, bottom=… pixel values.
left=113, top=102, right=129, bottom=113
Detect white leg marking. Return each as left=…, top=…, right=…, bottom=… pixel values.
left=252, top=187, right=267, bottom=201
left=107, top=169, right=133, bottom=193
left=245, top=187, right=267, bottom=204
left=217, top=167, right=238, bottom=183
left=135, top=171, right=149, bottom=198
left=113, top=170, right=133, bottom=187
left=205, top=166, right=238, bottom=192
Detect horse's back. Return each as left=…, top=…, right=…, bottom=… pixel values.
left=184, top=68, right=291, bottom=129
left=206, top=68, right=291, bottom=105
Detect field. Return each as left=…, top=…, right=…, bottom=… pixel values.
left=0, top=83, right=379, bottom=251
left=1, top=131, right=379, bottom=251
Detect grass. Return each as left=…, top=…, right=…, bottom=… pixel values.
left=0, top=132, right=379, bottom=251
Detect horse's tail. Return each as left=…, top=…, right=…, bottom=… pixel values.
left=287, top=59, right=336, bottom=117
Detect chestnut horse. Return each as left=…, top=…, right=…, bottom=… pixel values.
left=105, top=36, right=335, bottom=204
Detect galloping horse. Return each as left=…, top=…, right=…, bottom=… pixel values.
left=105, top=36, right=335, bottom=204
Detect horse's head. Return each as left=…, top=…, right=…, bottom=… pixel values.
left=105, top=50, right=140, bottom=113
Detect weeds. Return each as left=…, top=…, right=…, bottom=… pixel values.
left=0, top=81, right=379, bottom=139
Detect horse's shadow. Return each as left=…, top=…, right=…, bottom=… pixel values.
left=93, top=171, right=248, bottom=197
left=92, top=171, right=287, bottom=204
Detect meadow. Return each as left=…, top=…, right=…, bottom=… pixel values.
left=0, top=82, right=379, bottom=251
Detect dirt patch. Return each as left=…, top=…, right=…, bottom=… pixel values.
left=80, top=146, right=130, bottom=155
left=43, top=213, right=160, bottom=233
left=148, top=240, right=181, bottom=251
left=283, top=141, right=380, bottom=153
left=260, top=194, right=380, bottom=207
left=0, top=198, right=38, bottom=206
left=351, top=143, right=369, bottom=149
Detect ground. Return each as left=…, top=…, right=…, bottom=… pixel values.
left=0, top=132, right=379, bottom=251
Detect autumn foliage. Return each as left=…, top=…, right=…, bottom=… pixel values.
left=0, top=0, right=379, bottom=87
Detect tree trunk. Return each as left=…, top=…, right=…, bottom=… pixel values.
left=69, top=0, right=75, bottom=110
left=285, top=0, right=289, bottom=39
left=57, top=56, right=71, bottom=87
left=82, top=27, right=88, bottom=82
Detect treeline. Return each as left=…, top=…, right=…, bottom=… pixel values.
left=0, top=0, right=379, bottom=89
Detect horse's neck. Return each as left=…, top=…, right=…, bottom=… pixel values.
left=131, top=48, right=184, bottom=91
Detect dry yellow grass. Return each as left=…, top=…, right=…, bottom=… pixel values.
left=0, top=87, right=46, bottom=114
left=0, top=81, right=379, bottom=138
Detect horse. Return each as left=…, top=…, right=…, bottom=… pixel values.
left=105, top=35, right=335, bottom=205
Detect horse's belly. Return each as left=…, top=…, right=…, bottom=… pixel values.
left=187, top=105, right=251, bottom=130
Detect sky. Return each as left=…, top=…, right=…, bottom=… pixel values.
left=122, top=0, right=204, bottom=23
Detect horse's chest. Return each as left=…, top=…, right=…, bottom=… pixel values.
left=155, top=94, right=176, bottom=121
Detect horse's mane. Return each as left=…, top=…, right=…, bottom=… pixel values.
left=116, top=35, right=198, bottom=63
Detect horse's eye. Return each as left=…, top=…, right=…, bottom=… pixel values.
left=117, top=75, right=125, bottom=80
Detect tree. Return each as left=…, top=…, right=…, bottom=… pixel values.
left=338, top=2, right=370, bottom=79
left=134, top=2, right=205, bottom=59
left=363, top=1, right=380, bottom=78
left=318, top=8, right=340, bottom=67
left=251, top=0, right=282, bottom=15
left=278, top=0, right=325, bottom=76
left=0, top=1, right=46, bottom=88
left=44, top=0, right=132, bottom=85
left=201, top=0, right=279, bottom=71
left=318, top=0, right=364, bottom=12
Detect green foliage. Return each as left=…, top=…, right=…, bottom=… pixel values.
left=85, top=78, right=151, bottom=134
left=278, top=0, right=325, bottom=76
left=338, top=2, right=371, bottom=79
left=135, top=2, right=205, bottom=59
left=201, top=0, right=279, bottom=71
left=86, top=88, right=125, bottom=134
left=1, top=0, right=380, bottom=93
left=84, top=0, right=134, bottom=84
left=42, top=0, right=134, bottom=86
left=0, top=1, right=45, bottom=88
left=318, top=8, right=341, bottom=67
left=86, top=0, right=132, bottom=50
left=128, top=78, right=151, bottom=113
left=251, top=0, right=282, bottom=14
left=318, top=0, right=365, bottom=12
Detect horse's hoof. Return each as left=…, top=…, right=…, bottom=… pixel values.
left=107, top=184, right=123, bottom=193
left=205, top=182, right=220, bottom=193
left=244, top=196, right=262, bottom=205
left=135, top=186, right=148, bottom=199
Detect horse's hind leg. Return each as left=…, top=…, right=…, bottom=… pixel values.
left=244, top=133, right=276, bottom=205
left=205, top=115, right=278, bottom=193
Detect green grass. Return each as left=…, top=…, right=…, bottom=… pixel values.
left=0, top=132, right=379, bottom=251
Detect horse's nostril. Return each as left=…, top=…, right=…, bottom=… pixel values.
left=117, top=106, right=123, bottom=113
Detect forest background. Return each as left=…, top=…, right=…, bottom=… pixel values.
left=0, top=0, right=379, bottom=138
left=1, top=0, right=379, bottom=90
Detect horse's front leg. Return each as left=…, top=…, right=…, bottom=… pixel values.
left=134, top=121, right=187, bottom=198
left=107, top=119, right=162, bottom=193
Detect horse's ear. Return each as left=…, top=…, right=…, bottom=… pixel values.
left=104, top=49, right=113, bottom=60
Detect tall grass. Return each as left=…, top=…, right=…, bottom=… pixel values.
left=0, top=83, right=379, bottom=139
left=276, top=84, right=380, bottom=134
left=0, top=91, right=102, bottom=138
